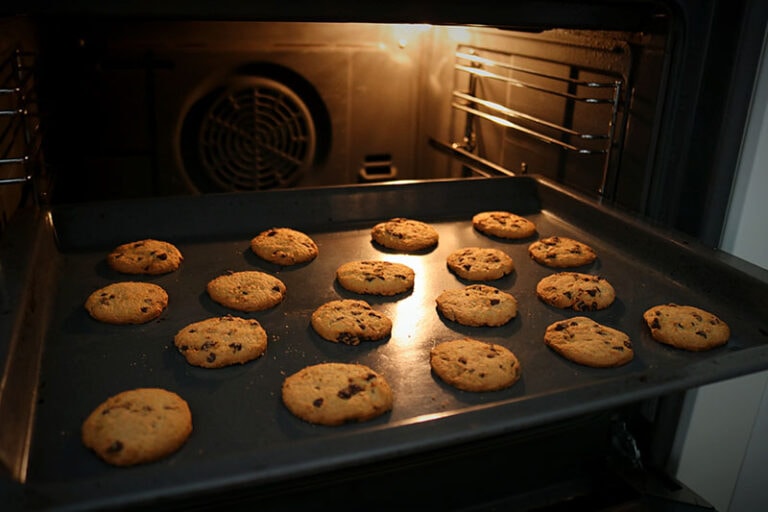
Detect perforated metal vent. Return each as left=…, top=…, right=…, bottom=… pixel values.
left=186, top=77, right=317, bottom=192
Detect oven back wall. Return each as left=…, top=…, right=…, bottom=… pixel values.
left=39, top=21, right=445, bottom=201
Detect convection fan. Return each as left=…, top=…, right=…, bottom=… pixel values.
left=179, top=76, right=317, bottom=192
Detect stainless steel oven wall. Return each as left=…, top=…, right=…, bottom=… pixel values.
left=39, top=20, right=446, bottom=199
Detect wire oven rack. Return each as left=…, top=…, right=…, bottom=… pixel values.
left=0, top=48, right=44, bottom=205
left=442, top=42, right=626, bottom=196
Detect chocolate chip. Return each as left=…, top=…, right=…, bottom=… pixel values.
left=650, top=318, right=661, bottom=329
left=696, top=331, right=708, bottom=338
left=337, top=384, right=364, bottom=399
left=207, top=353, right=216, bottom=363
left=107, top=441, right=124, bottom=453
left=313, top=398, right=324, bottom=408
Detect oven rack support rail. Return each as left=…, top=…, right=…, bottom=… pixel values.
left=448, top=44, right=625, bottom=196
left=0, top=48, right=45, bottom=201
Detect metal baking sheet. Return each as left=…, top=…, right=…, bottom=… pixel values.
left=2, top=176, right=768, bottom=511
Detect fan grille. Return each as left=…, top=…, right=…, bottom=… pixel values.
left=197, top=80, right=315, bottom=191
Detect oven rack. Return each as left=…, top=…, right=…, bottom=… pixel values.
left=449, top=44, right=624, bottom=193
left=0, top=48, right=44, bottom=196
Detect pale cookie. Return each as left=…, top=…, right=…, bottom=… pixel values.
left=536, top=272, right=615, bottom=311
left=107, top=239, right=183, bottom=275
left=81, top=388, right=192, bottom=466
left=207, top=270, right=286, bottom=312
left=435, top=284, right=518, bottom=327
left=446, top=247, right=514, bottom=281
left=281, top=363, right=394, bottom=426
left=472, top=211, right=537, bottom=239
left=250, top=227, right=318, bottom=266
left=643, top=303, right=730, bottom=351
left=174, top=315, right=268, bottom=368
left=371, top=217, right=439, bottom=252
left=311, top=299, right=392, bottom=345
left=336, top=260, right=415, bottom=296
left=528, top=236, right=597, bottom=268
left=85, top=281, right=168, bottom=324
left=544, top=317, right=633, bottom=368
left=430, top=338, right=521, bottom=392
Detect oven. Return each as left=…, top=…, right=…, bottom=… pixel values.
left=1, top=1, right=767, bottom=511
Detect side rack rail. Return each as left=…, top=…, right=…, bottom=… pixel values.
left=0, top=48, right=44, bottom=199
left=442, top=41, right=627, bottom=196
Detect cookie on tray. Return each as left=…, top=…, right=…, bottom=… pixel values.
left=543, top=317, right=633, bottom=368
left=107, top=239, right=183, bottom=275
left=311, top=299, right=392, bottom=345
left=536, top=272, right=615, bottom=311
left=174, top=315, right=268, bottom=368
left=81, top=388, right=192, bottom=466
left=207, top=270, right=286, bottom=312
left=371, top=217, right=439, bottom=252
left=281, top=362, right=394, bottom=426
left=430, top=338, right=521, bottom=392
left=528, top=236, right=597, bottom=268
left=472, top=211, right=536, bottom=239
left=336, top=260, right=415, bottom=296
left=250, top=227, right=318, bottom=266
left=446, top=247, right=514, bottom=281
left=85, top=281, right=168, bottom=324
left=435, top=284, right=518, bottom=327
left=642, top=303, right=730, bottom=351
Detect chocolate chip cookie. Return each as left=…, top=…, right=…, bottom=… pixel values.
left=536, top=272, right=615, bottom=311
left=430, top=338, right=522, bottom=392
left=643, top=303, right=730, bottom=351
left=528, top=236, right=597, bottom=268
left=336, top=260, right=415, bottom=296
left=371, top=217, right=439, bottom=252
left=311, top=299, right=392, bottom=345
left=85, top=281, right=168, bottom=324
left=544, top=317, right=634, bottom=367
left=446, top=247, right=515, bottom=281
left=81, top=388, right=192, bottom=466
left=250, top=227, right=319, bottom=266
left=472, top=211, right=536, bottom=239
left=281, top=363, right=394, bottom=426
left=107, top=239, right=183, bottom=275
left=206, top=270, right=286, bottom=312
left=174, top=315, right=268, bottom=368
left=435, top=284, right=518, bottom=327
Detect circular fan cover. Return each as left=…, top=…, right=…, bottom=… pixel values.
left=195, top=78, right=316, bottom=191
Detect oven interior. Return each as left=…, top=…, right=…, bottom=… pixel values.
left=1, top=1, right=767, bottom=511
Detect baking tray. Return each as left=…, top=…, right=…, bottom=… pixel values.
left=2, top=176, right=767, bottom=511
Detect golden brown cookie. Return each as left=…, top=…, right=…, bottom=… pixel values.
left=536, top=272, right=615, bottom=311
left=85, top=281, right=168, bottom=324
left=250, top=227, right=319, bottom=266
left=81, top=388, right=192, bottom=466
left=543, top=317, right=633, bottom=367
left=174, top=315, right=268, bottom=368
left=430, top=338, right=521, bottom=392
left=472, top=211, right=537, bottom=239
left=311, top=299, right=392, bottom=345
left=528, top=236, right=597, bottom=268
left=281, top=363, right=394, bottom=426
left=642, top=303, right=730, bottom=351
left=107, top=239, right=183, bottom=275
left=446, top=247, right=515, bottom=281
left=436, top=284, right=518, bottom=327
left=336, top=260, right=415, bottom=296
left=206, top=270, right=286, bottom=312
left=371, top=217, right=439, bottom=252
